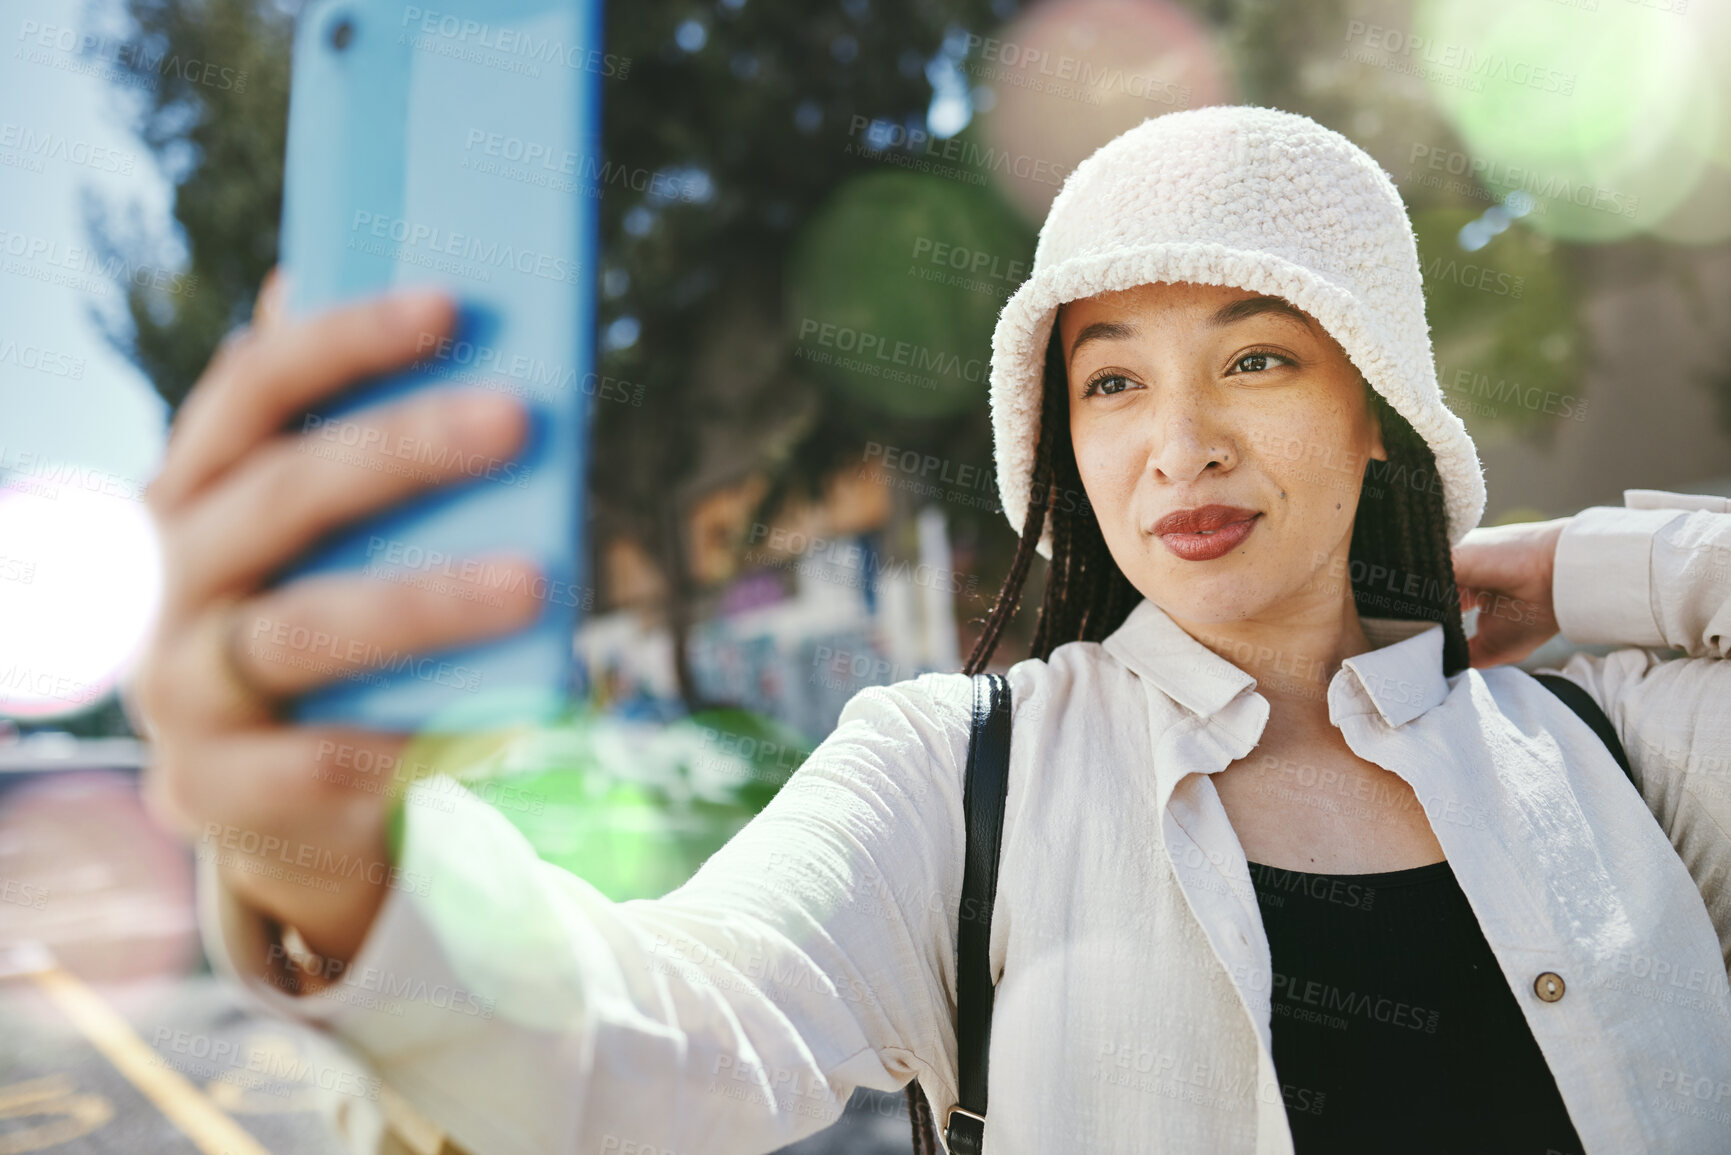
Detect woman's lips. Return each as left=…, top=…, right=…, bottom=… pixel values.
left=1150, top=505, right=1262, bottom=562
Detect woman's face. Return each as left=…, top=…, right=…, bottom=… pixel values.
left=1060, top=281, right=1386, bottom=627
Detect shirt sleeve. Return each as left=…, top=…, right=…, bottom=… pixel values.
left=1542, top=488, right=1731, bottom=971
left=196, top=671, right=976, bottom=1155
left=1553, top=488, right=1731, bottom=655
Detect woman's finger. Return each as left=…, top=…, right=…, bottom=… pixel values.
left=1450, top=541, right=1520, bottom=593
left=161, top=387, right=526, bottom=615
left=222, top=555, right=545, bottom=699
left=143, top=724, right=406, bottom=841
left=148, top=287, right=458, bottom=512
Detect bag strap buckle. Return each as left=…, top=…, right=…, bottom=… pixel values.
left=943, top=1104, right=986, bottom=1155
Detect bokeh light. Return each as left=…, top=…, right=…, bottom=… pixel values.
left=1649, top=0, right=1731, bottom=244
left=784, top=170, right=1030, bottom=418
left=1417, top=0, right=1722, bottom=244
left=0, top=481, right=162, bottom=719
left=975, top=0, right=1234, bottom=223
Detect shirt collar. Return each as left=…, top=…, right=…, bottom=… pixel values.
left=1101, top=597, right=1450, bottom=728
left=1336, top=616, right=1450, bottom=727
left=1101, top=598, right=1256, bottom=718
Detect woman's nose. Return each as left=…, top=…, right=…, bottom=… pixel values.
left=1144, top=402, right=1237, bottom=484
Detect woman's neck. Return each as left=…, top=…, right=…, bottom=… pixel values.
left=1173, top=595, right=1376, bottom=711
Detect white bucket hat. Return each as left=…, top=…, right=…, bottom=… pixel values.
left=988, top=104, right=1486, bottom=557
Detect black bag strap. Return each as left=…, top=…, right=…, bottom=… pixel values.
left=1532, top=672, right=1633, bottom=783
left=942, top=672, right=1011, bottom=1155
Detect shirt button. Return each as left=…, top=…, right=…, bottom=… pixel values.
left=1533, top=972, right=1566, bottom=1002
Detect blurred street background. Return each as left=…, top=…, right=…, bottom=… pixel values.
left=2, top=0, right=1730, bottom=1150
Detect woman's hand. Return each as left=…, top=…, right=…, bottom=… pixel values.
left=1451, top=517, right=1571, bottom=668
left=124, top=269, right=543, bottom=972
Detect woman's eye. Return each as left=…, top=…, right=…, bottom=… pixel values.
left=1085, top=373, right=1132, bottom=397
left=1232, top=351, right=1291, bottom=374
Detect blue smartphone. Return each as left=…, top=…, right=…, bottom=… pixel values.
left=274, top=0, right=602, bottom=732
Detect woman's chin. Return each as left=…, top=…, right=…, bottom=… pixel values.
left=1138, top=585, right=1281, bottom=628
left=1119, top=536, right=1325, bottom=626
left=1128, top=564, right=1294, bottom=626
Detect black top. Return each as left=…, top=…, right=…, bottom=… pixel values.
left=1246, top=856, right=1584, bottom=1155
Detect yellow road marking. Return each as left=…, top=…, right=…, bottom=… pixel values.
left=0, top=1073, right=114, bottom=1155
left=30, top=966, right=272, bottom=1155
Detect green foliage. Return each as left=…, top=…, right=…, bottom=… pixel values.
left=586, top=0, right=1005, bottom=548
left=1412, top=208, right=1584, bottom=437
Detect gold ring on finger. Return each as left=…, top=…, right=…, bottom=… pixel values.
left=214, top=600, right=285, bottom=722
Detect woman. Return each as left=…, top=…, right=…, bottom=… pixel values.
left=129, top=107, right=1731, bottom=1153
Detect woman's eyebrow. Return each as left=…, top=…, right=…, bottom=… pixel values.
left=1067, top=320, right=1138, bottom=367
left=1209, top=295, right=1316, bottom=332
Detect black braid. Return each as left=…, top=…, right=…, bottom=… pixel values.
left=962, top=340, right=1058, bottom=677
left=906, top=1076, right=938, bottom=1154
left=966, top=326, right=1065, bottom=674
left=1350, top=386, right=1471, bottom=674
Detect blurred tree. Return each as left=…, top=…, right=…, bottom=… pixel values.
left=589, top=0, right=1012, bottom=697
left=86, top=0, right=293, bottom=412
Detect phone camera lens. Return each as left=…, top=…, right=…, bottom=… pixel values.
left=329, top=16, right=355, bottom=51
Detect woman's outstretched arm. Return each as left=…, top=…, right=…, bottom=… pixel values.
left=199, top=672, right=976, bottom=1155
left=124, top=273, right=975, bottom=1155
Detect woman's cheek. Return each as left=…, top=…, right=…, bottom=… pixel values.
left=1078, top=439, right=1142, bottom=528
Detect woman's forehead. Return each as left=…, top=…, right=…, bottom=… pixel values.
left=1058, top=283, right=1319, bottom=343
left=1064, top=281, right=1286, bottom=316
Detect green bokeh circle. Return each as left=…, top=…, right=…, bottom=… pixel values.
left=1415, top=0, right=1714, bottom=244
left=785, top=170, right=1033, bottom=418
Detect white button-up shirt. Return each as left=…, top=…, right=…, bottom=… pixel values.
left=202, top=490, right=1731, bottom=1155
